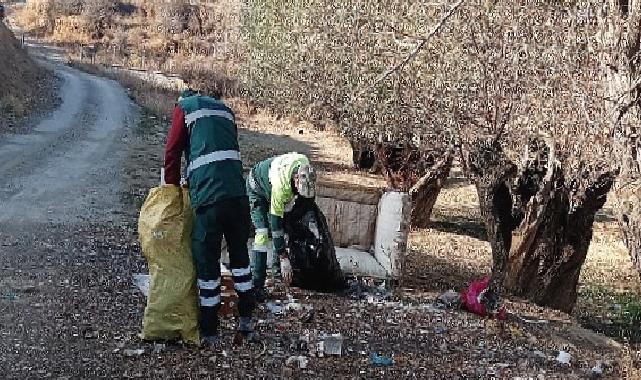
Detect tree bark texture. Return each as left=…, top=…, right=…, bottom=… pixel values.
left=505, top=172, right=612, bottom=313
left=614, top=183, right=641, bottom=276
left=462, top=137, right=517, bottom=312
left=409, top=154, right=453, bottom=228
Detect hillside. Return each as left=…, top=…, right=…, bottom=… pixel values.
left=0, top=21, right=55, bottom=131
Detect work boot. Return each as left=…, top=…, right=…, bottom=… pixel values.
left=271, top=260, right=282, bottom=279
left=201, top=335, right=222, bottom=349
left=237, top=316, right=260, bottom=343
left=254, top=287, right=270, bottom=303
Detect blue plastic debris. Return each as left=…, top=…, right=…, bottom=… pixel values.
left=434, top=326, right=448, bottom=334
left=369, top=352, right=395, bottom=367
left=2, top=292, right=18, bottom=300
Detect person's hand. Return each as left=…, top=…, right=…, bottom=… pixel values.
left=280, top=256, right=293, bottom=286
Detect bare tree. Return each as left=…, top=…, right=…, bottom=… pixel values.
left=451, top=1, right=615, bottom=313
left=600, top=0, right=641, bottom=277
left=82, top=0, right=117, bottom=39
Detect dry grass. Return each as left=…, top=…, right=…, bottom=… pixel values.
left=71, top=62, right=178, bottom=119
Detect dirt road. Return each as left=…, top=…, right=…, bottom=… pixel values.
left=0, top=59, right=138, bottom=227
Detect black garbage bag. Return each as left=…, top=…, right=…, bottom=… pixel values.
left=283, top=197, right=346, bottom=291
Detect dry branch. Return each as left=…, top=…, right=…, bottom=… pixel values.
left=352, top=0, right=465, bottom=102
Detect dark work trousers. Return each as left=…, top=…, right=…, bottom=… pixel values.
left=192, top=196, right=256, bottom=337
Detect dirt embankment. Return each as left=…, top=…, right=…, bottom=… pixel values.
left=0, top=21, right=57, bottom=132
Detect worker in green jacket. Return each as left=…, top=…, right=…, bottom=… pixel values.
left=247, top=153, right=317, bottom=301
left=164, top=89, right=256, bottom=346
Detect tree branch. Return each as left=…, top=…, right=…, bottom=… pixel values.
left=351, top=0, right=465, bottom=102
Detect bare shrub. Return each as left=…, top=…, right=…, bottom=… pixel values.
left=82, top=0, right=117, bottom=39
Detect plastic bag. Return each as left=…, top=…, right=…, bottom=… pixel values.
left=284, top=197, right=346, bottom=291
left=461, top=277, right=506, bottom=319
left=138, top=185, right=200, bottom=344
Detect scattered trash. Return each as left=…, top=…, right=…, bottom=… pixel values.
left=591, top=361, right=604, bottom=377
left=369, top=352, right=395, bottom=367
left=518, top=316, right=550, bottom=324
left=301, top=308, right=315, bottom=323
left=556, top=350, right=572, bottom=365
left=434, top=326, right=448, bottom=334
left=285, top=355, right=309, bottom=369
left=2, top=292, right=19, bottom=300
left=436, top=289, right=460, bottom=309
left=460, top=277, right=506, bottom=319
left=132, top=274, right=150, bottom=297
left=266, top=302, right=284, bottom=315
left=532, top=350, right=546, bottom=360
left=123, top=349, right=145, bottom=357
left=323, top=334, right=343, bottom=356
left=153, top=343, right=165, bottom=354
left=316, top=340, right=325, bottom=357
left=286, top=302, right=302, bottom=311
left=275, top=322, right=290, bottom=331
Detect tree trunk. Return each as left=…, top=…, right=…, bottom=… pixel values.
left=349, top=139, right=377, bottom=170
left=410, top=154, right=453, bottom=228
left=462, top=137, right=517, bottom=312
left=375, top=143, right=432, bottom=191
left=505, top=179, right=610, bottom=313
left=464, top=136, right=614, bottom=313
left=614, top=182, right=641, bottom=276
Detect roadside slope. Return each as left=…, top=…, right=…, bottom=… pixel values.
left=0, top=21, right=55, bottom=130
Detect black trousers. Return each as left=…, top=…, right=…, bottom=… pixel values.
left=192, top=196, right=256, bottom=336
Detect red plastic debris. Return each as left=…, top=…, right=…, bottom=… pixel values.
left=460, top=277, right=506, bottom=320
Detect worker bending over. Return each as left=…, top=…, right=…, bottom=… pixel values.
left=246, top=153, right=317, bottom=301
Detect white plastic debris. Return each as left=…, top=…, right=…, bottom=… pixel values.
left=323, top=334, right=343, bottom=356
left=132, top=274, right=150, bottom=297
left=519, top=316, right=550, bottom=324
left=591, top=361, right=604, bottom=376
left=286, top=355, right=309, bottom=369
left=123, top=349, right=145, bottom=357
left=556, top=350, right=572, bottom=365
left=266, top=302, right=284, bottom=315
left=153, top=343, right=165, bottom=354
left=286, top=302, right=302, bottom=311
left=316, top=340, right=325, bottom=357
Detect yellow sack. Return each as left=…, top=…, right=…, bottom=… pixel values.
left=137, top=185, right=200, bottom=344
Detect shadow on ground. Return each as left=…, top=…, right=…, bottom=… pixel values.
left=427, top=217, right=488, bottom=242
left=403, top=249, right=487, bottom=293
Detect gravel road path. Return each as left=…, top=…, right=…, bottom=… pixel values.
left=0, top=59, right=138, bottom=227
